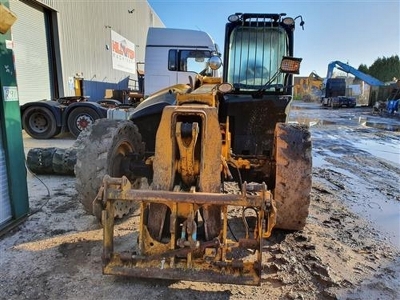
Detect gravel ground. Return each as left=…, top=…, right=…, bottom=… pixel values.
left=0, top=102, right=399, bottom=300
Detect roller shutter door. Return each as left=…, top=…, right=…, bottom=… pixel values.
left=10, top=1, right=52, bottom=105
left=0, top=132, right=12, bottom=226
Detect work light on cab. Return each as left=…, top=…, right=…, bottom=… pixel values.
left=280, top=56, right=302, bottom=74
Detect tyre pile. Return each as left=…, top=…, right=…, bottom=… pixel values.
left=26, top=147, right=77, bottom=175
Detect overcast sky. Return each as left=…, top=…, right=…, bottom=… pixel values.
left=148, top=0, right=400, bottom=77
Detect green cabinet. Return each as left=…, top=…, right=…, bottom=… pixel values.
left=0, top=0, right=29, bottom=233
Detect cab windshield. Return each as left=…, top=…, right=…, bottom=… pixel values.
left=227, top=26, right=288, bottom=91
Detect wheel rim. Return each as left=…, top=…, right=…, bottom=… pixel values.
left=75, top=114, right=95, bottom=131
left=109, top=141, right=133, bottom=177
left=109, top=140, right=142, bottom=217
left=29, top=112, right=49, bottom=133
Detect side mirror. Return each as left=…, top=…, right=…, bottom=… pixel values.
left=208, top=56, right=222, bottom=70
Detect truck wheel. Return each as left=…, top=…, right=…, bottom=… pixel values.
left=273, top=123, right=312, bottom=230
left=67, top=107, right=100, bottom=138
left=22, top=106, right=60, bottom=139
left=74, top=119, right=144, bottom=220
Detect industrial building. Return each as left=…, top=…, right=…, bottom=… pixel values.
left=0, top=0, right=163, bottom=233
left=10, top=0, right=164, bottom=104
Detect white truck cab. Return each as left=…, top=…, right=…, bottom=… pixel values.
left=144, top=27, right=220, bottom=97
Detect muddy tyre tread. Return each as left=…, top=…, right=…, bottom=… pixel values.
left=273, top=123, right=312, bottom=230
left=74, top=119, right=143, bottom=218
left=26, top=147, right=57, bottom=174
left=52, top=148, right=77, bottom=175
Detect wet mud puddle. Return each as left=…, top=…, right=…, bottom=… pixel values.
left=290, top=102, right=400, bottom=249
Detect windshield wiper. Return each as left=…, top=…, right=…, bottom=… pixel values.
left=256, top=70, right=281, bottom=94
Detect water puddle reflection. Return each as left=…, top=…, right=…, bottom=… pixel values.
left=359, top=116, right=400, bottom=131
left=291, top=115, right=400, bottom=132
left=356, top=139, right=400, bottom=165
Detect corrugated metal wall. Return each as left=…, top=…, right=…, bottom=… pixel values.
left=35, top=0, right=55, bottom=8
left=24, top=0, right=164, bottom=99
left=10, top=0, right=52, bottom=104
left=51, top=0, right=164, bottom=98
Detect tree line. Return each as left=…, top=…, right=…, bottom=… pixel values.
left=358, top=55, right=400, bottom=83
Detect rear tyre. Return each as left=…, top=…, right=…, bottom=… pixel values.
left=67, top=107, right=100, bottom=138
left=74, top=119, right=144, bottom=220
left=273, top=123, right=312, bottom=230
left=22, top=107, right=59, bottom=139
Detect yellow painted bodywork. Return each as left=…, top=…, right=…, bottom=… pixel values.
left=99, top=76, right=277, bottom=286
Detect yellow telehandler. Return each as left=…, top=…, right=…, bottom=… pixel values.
left=75, top=12, right=311, bottom=286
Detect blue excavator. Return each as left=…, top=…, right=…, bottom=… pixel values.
left=321, top=60, right=385, bottom=108
left=326, top=61, right=384, bottom=86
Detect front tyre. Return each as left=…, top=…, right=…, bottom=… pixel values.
left=273, top=123, right=312, bottom=230
left=74, top=119, right=144, bottom=220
